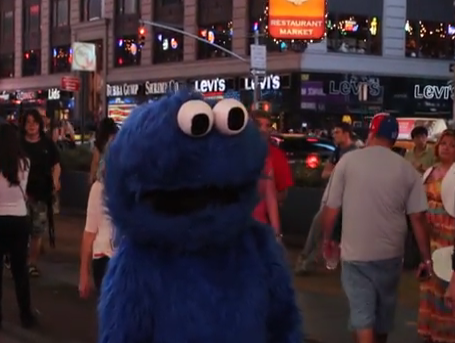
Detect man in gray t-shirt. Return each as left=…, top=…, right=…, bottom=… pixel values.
left=320, top=114, right=432, bottom=342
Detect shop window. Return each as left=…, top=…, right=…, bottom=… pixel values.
left=0, top=53, right=14, bottom=78
left=50, top=45, right=72, bottom=73
left=116, top=0, right=138, bottom=15
left=326, top=14, right=381, bottom=55
left=114, top=36, right=141, bottom=67
left=153, top=30, right=183, bottom=64
left=81, top=0, right=103, bottom=21
left=405, top=20, right=455, bottom=59
left=22, top=49, right=41, bottom=76
left=197, top=22, right=233, bottom=59
left=23, top=4, right=40, bottom=33
left=1, top=10, right=14, bottom=38
left=52, top=0, right=69, bottom=27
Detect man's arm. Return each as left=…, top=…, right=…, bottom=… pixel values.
left=49, top=140, right=61, bottom=191
left=321, top=148, right=339, bottom=179
left=408, top=212, right=431, bottom=262
left=406, top=173, right=431, bottom=262
left=320, top=159, right=347, bottom=241
left=321, top=162, right=335, bottom=179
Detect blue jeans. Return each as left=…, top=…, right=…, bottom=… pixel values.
left=341, top=257, right=402, bottom=334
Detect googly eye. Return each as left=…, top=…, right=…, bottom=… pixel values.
left=177, top=100, right=214, bottom=137
left=212, top=99, right=248, bottom=135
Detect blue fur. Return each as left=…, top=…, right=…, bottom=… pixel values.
left=99, top=90, right=303, bottom=343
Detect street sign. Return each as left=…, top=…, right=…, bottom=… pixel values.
left=250, top=44, right=267, bottom=72
left=61, top=76, right=81, bottom=92
left=450, top=63, right=455, bottom=73
left=71, top=42, right=97, bottom=71
left=269, top=0, right=326, bottom=40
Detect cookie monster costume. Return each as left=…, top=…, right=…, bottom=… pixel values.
left=99, top=90, right=302, bottom=343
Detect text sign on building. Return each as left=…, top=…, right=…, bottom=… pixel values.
left=268, top=0, right=326, bottom=40
left=145, top=80, right=179, bottom=95
left=244, top=75, right=281, bottom=90
left=48, top=88, right=61, bottom=100
left=414, top=84, right=453, bottom=100
left=106, top=83, right=140, bottom=97
left=193, top=78, right=226, bottom=93
left=328, top=79, right=382, bottom=97
left=61, top=76, right=81, bottom=92
left=72, top=42, right=96, bottom=72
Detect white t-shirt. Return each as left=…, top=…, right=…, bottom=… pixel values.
left=85, top=181, right=114, bottom=259
left=0, top=161, right=30, bottom=216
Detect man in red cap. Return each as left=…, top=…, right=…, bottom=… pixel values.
left=319, top=112, right=433, bottom=343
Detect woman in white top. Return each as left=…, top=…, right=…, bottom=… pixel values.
left=79, top=138, right=115, bottom=298
left=0, top=124, right=35, bottom=328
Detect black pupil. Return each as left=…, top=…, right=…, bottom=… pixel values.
left=228, top=107, right=245, bottom=131
left=191, top=113, right=210, bottom=136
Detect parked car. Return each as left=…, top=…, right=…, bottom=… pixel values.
left=271, top=134, right=336, bottom=169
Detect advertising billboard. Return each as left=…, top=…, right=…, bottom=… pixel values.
left=268, top=0, right=326, bottom=40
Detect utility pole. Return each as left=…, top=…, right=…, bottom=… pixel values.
left=139, top=20, right=266, bottom=106
left=251, top=29, right=264, bottom=105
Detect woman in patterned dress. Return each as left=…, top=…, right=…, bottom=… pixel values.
left=418, top=130, right=455, bottom=343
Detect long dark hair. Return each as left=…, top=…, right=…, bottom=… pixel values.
left=95, top=118, right=118, bottom=153
left=0, top=124, right=29, bottom=185
left=20, top=109, right=45, bottom=137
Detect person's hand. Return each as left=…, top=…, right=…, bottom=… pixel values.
left=322, top=240, right=337, bottom=260
left=416, top=259, right=433, bottom=281
left=444, top=274, right=455, bottom=309
left=79, top=272, right=93, bottom=299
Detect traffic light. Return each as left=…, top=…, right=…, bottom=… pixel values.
left=251, top=101, right=271, bottom=112
left=138, top=26, right=146, bottom=47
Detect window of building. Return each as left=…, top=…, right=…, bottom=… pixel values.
left=153, top=30, right=183, bottom=63
left=197, top=22, right=232, bottom=59
left=116, top=0, right=138, bottom=15
left=405, top=20, right=455, bottom=59
left=24, top=4, right=40, bottom=33
left=1, top=11, right=14, bottom=37
left=50, top=45, right=72, bottom=73
left=247, top=18, right=288, bottom=53
left=52, top=0, right=69, bottom=27
left=326, top=14, right=381, bottom=55
left=0, top=53, right=14, bottom=78
left=114, top=36, right=141, bottom=67
left=22, top=49, right=41, bottom=76
left=81, top=0, right=103, bottom=21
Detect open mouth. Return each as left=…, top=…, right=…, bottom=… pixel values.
left=141, top=185, right=252, bottom=215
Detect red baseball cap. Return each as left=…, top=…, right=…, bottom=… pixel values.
left=369, top=112, right=399, bottom=142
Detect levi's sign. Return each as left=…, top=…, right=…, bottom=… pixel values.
left=194, top=78, right=226, bottom=93
left=414, top=84, right=453, bottom=100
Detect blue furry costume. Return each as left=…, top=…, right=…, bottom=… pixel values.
left=99, top=90, right=302, bottom=343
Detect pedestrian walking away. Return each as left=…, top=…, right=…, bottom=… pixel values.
left=320, top=113, right=433, bottom=343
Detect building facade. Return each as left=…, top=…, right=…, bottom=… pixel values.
left=0, top=0, right=454, bottom=128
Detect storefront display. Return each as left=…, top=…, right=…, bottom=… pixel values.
left=299, top=72, right=453, bottom=130
left=106, top=82, right=143, bottom=125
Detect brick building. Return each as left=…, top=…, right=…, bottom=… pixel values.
left=0, top=0, right=454, bottom=129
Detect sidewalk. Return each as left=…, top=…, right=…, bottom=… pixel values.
left=1, top=214, right=423, bottom=343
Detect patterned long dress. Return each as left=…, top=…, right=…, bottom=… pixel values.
left=418, top=176, right=455, bottom=343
